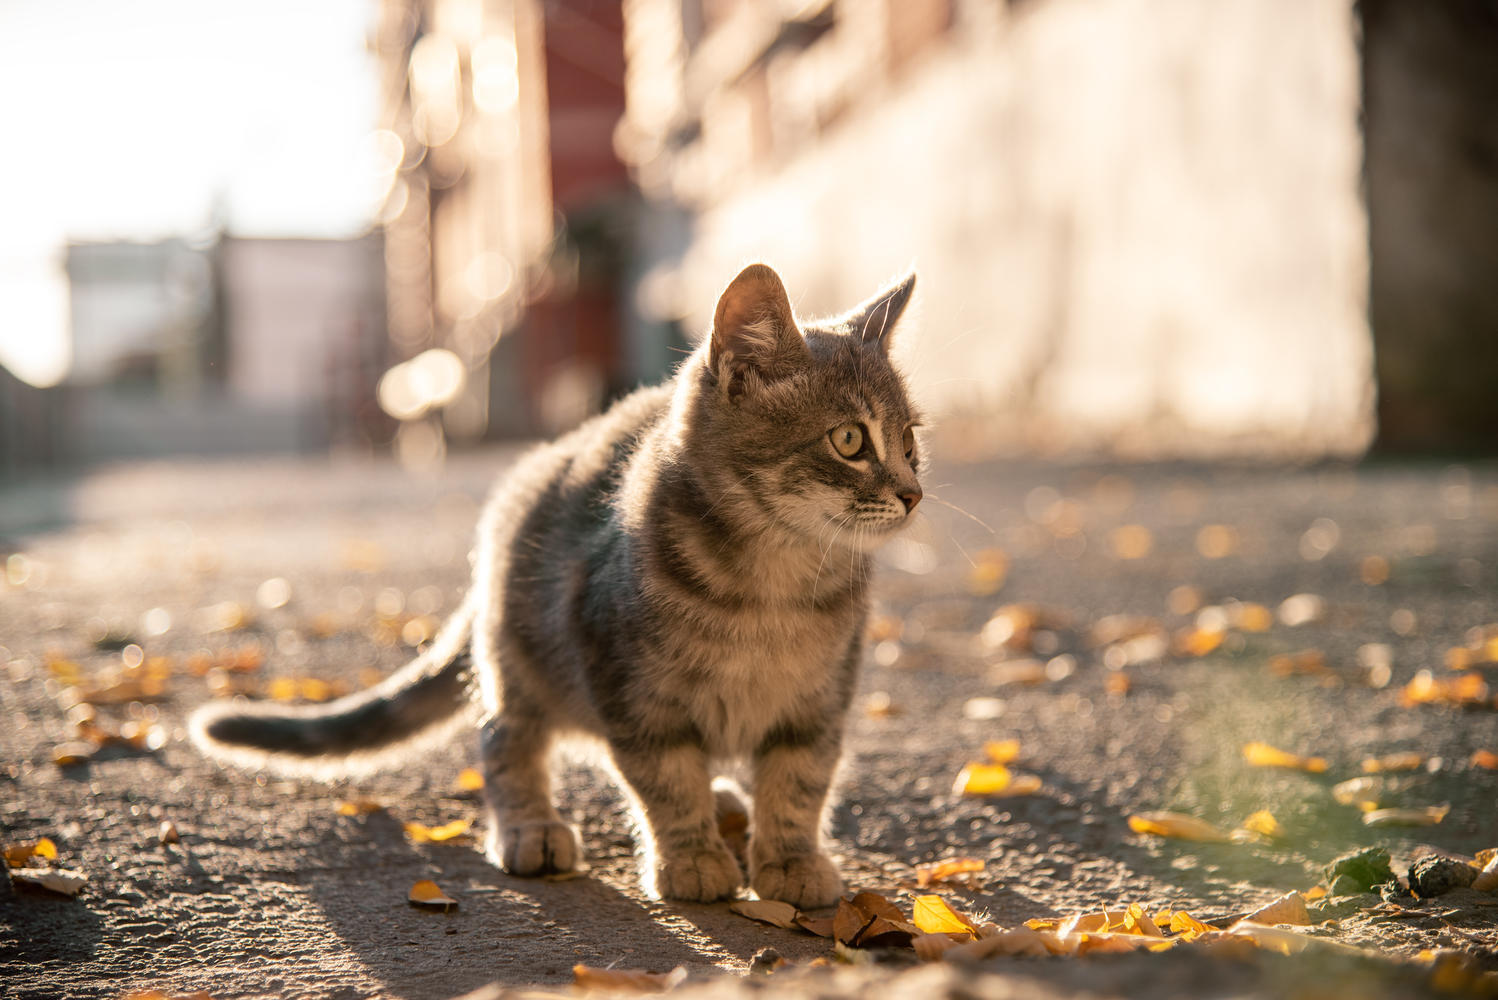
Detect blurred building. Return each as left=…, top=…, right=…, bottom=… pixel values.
left=53, top=234, right=386, bottom=464
left=372, top=0, right=636, bottom=447
left=616, top=0, right=1497, bottom=457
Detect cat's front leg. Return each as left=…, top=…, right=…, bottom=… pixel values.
left=748, top=737, right=843, bottom=908
left=613, top=743, right=742, bottom=902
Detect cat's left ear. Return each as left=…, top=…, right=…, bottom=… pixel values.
left=847, top=272, right=917, bottom=354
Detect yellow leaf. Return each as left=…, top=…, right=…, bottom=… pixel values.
left=455, top=767, right=485, bottom=791
left=1242, top=810, right=1283, bottom=839
left=336, top=799, right=383, bottom=816
left=1169, top=911, right=1211, bottom=938
left=1362, top=805, right=1449, bottom=828
left=408, top=879, right=457, bottom=911
left=1242, top=742, right=1327, bottom=773
left=1127, top=812, right=1233, bottom=843
left=3, top=838, right=57, bottom=867
left=914, top=857, right=985, bottom=888
left=984, top=739, right=1021, bottom=765
left=1361, top=752, right=1425, bottom=773
left=404, top=819, right=471, bottom=843
left=911, top=894, right=974, bottom=937
left=1303, top=886, right=1327, bottom=900
left=954, top=763, right=1011, bottom=796
left=1123, top=903, right=1163, bottom=937
left=573, top=964, right=687, bottom=993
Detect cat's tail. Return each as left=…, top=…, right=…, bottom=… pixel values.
left=188, top=594, right=478, bottom=777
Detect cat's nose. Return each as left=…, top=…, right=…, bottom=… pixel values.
left=898, top=489, right=922, bottom=514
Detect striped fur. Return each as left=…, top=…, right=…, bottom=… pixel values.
left=190, top=264, right=923, bottom=907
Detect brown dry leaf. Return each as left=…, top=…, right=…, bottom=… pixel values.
left=1363, top=805, right=1450, bottom=827
left=407, top=879, right=457, bottom=911
left=1243, top=891, right=1310, bottom=927
left=10, top=867, right=88, bottom=896
left=573, top=964, right=687, bottom=993
left=336, top=799, right=384, bottom=817
left=1241, top=809, right=1283, bottom=839
left=729, top=899, right=798, bottom=929
left=3, top=837, right=57, bottom=867
left=1362, top=752, right=1425, bottom=773
left=794, top=914, right=835, bottom=937
left=832, top=892, right=917, bottom=948
left=1127, top=812, right=1233, bottom=843
left=1472, top=750, right=1498, bottom=771
left=984, top=739, right=1021, bottom=765
left=52, top=742, right=96, bottom=766
left=911, top=895, right=974, bottom=938
left=404, top=819, right=471, bottom=843
left=914, top=857, right=985, bottom=888
left=912, top=932, right=960, bottom=961
left=1242, top=742, right=1327, bottom=773
left=455, top=767, right=485, bottom=791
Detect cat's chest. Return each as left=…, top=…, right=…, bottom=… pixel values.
left=663, top=616, right=853, bottom=757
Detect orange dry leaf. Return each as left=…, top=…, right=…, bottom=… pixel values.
left=1174, top=627, right=1224, bottom=658
left=729, top=899, right=798, bottom=928
left=1127, top=812, right=1234, bottom=843
left=404, top=819, right=471, bottom=843
left=1169, top=911, right=1211, bottom=939
left=572, top=964, right=686, bottom=993
left=3, top=837, right=58, bottom=867
left=984, top=739, right=1021, bottom=765
left=1361, top=752, right=1425, bottom=773
left=407, top=879, right=457, bottom=911
left=336, top=800, right=384, bottom=816
left=914, top=857, right=985, bottom=888
left=1401, top=670, right=1490, bottom=707
left=911, top=895, right=974, bottom=938
left=455, top=767, right=485, bottom=791
left=1472, top=750, right=1498, bottom=770
left=1242, top=742, right=1327, bottom=773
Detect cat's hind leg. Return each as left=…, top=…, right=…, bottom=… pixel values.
left=479, top=709, right=579, bottom=876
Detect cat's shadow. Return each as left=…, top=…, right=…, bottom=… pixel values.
left=302, top=810, right=834, bottom=997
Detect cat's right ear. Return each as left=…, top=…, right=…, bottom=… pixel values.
left=709, top=264, right=809, bottom=402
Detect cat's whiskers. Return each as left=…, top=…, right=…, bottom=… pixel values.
left=922, top=493, right=997, bottom=535
left=812, top=510, right=856, bottom=599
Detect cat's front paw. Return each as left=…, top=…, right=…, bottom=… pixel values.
left=487, top=820, right=579, bottom=876
left=750, top=852, right=842, bottom=908
left=653, top=844, right=743, bottom=902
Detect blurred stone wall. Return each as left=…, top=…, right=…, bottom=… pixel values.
left=625, top=0, right=1375, bottom=459
left=1362, top=0, right=1498, bottom=453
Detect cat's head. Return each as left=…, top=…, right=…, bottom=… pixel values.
left=685, top=263, right=923, bottom=551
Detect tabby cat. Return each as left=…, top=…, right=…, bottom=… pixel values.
left=191, top=263, right=924, bottom=908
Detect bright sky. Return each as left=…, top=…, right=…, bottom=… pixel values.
left=0, top=0, right=383, bottom=386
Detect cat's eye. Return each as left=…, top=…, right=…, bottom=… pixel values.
left=902, top=426, right=915, bottom=459
left=830, top=424, right=864, bottom=459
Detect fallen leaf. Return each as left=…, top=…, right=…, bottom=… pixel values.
left=1401, top=670, right=1490, bottom=707
left=984, top=739, right=1021, bottom=765
left=1472, top=750, right=1498, bottom=771
left=793, top=914, right=835, bottom=937
left=1173, top=626, right=1225, bottom=658
left=954, top=763, right=1011, bottom=796
left=730, top=899, right=798, bottom=929
left=455, top=767, right=485, bottom=791
left=947, top=926, right=1052, bottom=959
left=158, top=821, right=180, bottom=845
left=1362, top=805, right=1450, bottom=828
left=52, top=742, right=96, bottom=766
left=572, top=964, right=686, bottom=993
left=912, top=932, right=960, bottom=961
left=1242, top=742, right=1327, bottom=773
left=914, top=857, right=985, bottom=888
left=336, top=799, right=384, bottom=816
left=1122, top=902, right=1163, bottom=937
left=1241, top=810, right=1283, bottom=839
left=1243, top=890, right=1310, bottom=926
left=911, top=895, right=974, bottom=938
left=408, top=879, right=458, bottom=911
left=1169, top=911, right=1211, bottom=939
left=1471, top=854, right=1498, bottom=893
left=10, top=867, right=88, bottom=896
left=404, top=819, right=471, bottom=843
left=1362, top=752, right=1425, bottom=773
left=3, top=837, right=57, bottom=867
left=1127, top=812, right=1233, bottom=843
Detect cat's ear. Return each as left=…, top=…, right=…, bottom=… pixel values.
left=710, top=263, right=809, bottom=400
left=847, top=272, right=916, bottom=354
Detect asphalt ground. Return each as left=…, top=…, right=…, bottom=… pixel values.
left=1, top=447, right=1496, bottom=998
